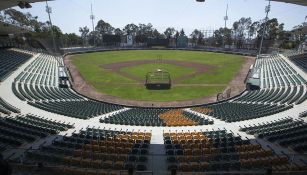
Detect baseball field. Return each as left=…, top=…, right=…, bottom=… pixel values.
left=68, top=50, right=247, bottom=102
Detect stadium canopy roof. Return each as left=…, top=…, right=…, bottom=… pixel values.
left=0, top=0, right=48, bottom=11
left=271, top=0, right=307, bottom=6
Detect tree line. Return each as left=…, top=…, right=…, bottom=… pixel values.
left=0, top=8, right=304, bottom=49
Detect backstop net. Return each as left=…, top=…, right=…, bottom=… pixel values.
left=145, top=70, right=171, bottom=90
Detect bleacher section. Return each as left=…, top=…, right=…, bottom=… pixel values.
left=100, top=108, right=214, bottom=126
left=240, top=117, right=307, bottom=153
left=13, top=53, right=124, bottom=119
left=29, top=101, right=122, bottom=119
left=163, top=129, right=305, bottom=173
left=0, top=114, right=74, bottom=153
left=195, top=103, right=291, bottom=122
left=0, top=39, right=15, bottom=48
left=192, top=54, right=307, bottom=122
left=0, top=48, right=32, bottom=81
left=289, top=53, right=307, bottom=73
left=259, top=54, right=306, bottom=88
left=299, top=110, right=307, bottom=118
left=23, top=128, right=151, bottom=174
left=0, top=97, right=20, bottom=114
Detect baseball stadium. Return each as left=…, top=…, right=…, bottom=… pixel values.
left=0, top=0, right=307, bottom=175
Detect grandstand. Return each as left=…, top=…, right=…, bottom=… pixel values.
left=0, top=0, right=307, bottom=175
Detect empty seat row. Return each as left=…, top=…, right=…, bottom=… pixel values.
left=23, top=128, right=151, bottom=173
left=163, top=129, right=305, bottom=173
left=0, top=48, right=32, bottom=81
left=101, top=108, right=213, bottom=126
left=28, top=100, right=123, bottom=119
left=192, top=102, right=291, bottom=122
left=0, top=114, right=74, bottom=152
left=240, top=117, right=307, bottom=153
left=289, top=53, right=307, bottom=73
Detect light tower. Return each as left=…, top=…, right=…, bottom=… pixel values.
left=90, top=4, right=96, bottom=47
left=45, top=0, right=62, bottom=66
left=222, top=3, right=229, bottom=48
left=258, top=0, right=271, bottom=55
left=45, top=0, right=57, bottom=54
left=224, top=4, right=229, bottom=29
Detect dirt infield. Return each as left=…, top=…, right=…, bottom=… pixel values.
left=101, top=59, right=215, bottom=83
left=64, top=54, right=255, bottom=108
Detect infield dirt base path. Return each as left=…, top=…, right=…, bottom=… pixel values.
left=64, top=54, right=255, bottom=107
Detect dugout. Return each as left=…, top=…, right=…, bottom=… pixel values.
left=58, top=66, right=69, bottom=88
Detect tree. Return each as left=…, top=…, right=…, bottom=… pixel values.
left=62, top=33, right=82, bottom=47
left=4, top=9, right=28, bottom=26
left=51, top=25, right=63, bottom=38
left=190, top=29, right=204, bottom=45
left=179, top=29, right=186, bottom=36
left=2, top=8, right=44, bottom=33
left=87, top=31, right=99, bottom=46
left=233, top=17, right=252, bottom=48
left=213, top=28, right=232, bottom=47
left=137, top=23, right=154, bottom=37
left=164, top=27, right=176, bottom=39
left=248, top=21, right=259, bottom=40
left=255, top=18, right=285, bottom=50
left=95, top=19, right=114, bottom=35
left=114, top=28, right=123, bottom=36
left=175, top=31, right=180, bottom=38
left=79, top=26, right=89, bottom=46
left=123, top=23, right=138, bottom=36
left=152, top=29, right=164, bottom=39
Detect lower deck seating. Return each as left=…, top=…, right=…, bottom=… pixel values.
left=299, top=110, right=307, bottom=118
left=164, top=130, right=305, bottom=173
left=240, top=118, right=307, bottom=153
left=0, top=49, right=32, bottom=81
left=28, top=100, right=123, bottom=119
left=0, top=114, right=74, bottom=152
left=100, top=108, right=213, bottom=126
left=192, top=102, right=291, bottom=122
left=233, top=85, right=307, bottom=105
left=13, top=83, right=85, bottom=101
left=290, top=53, right=307, bottom=73
left=23, top=128, right=152, bottom=174
left=0, top=97, right=20, bottom=114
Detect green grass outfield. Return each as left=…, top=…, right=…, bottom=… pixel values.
left=71, top=50, right=245, bottom=102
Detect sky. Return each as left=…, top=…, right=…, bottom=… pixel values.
left=13, top=0, right=307, bottom=36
